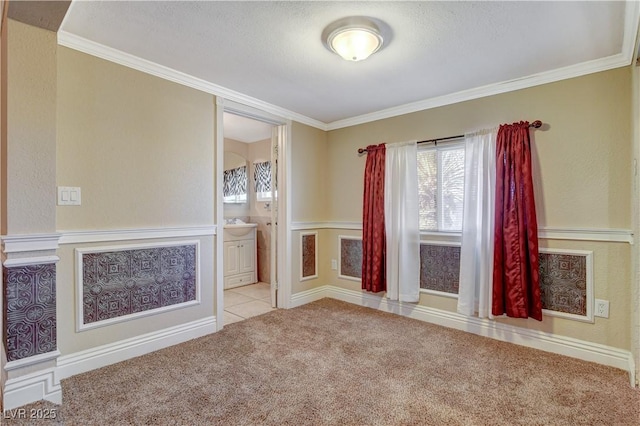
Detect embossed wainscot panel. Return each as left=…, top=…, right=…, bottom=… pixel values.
left=420, top=244, right=460, bottom=295
left=5, top=263, right=57, bottom=361
left=539, top=252, right=588, bottom=316
left=340, top=237, right=362, bottom=280
left=301, top=232, right=317, bottom=279
left=80, top=242, right=198, bottom=328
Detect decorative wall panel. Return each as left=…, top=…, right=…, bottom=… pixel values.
left=5, top=263, right=57, bottom=361
left=420, top=244, right=460, bottom=295
left=341, top=236, right=591, bottom=320
left=79, top=242, right=198, bottom=329
left=539, top=252, right=588, bottom=316
left=339, top=237, right=362, bottom=280
left=301, top=232, right=317, bottom=280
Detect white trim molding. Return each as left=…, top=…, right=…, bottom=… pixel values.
left=291, top=222, right=634, bottom=244
left=1, top=233, right=61, bottom=253
left=538, top=227, right=633, bottom=244
left=3, top=256, right=60, bottom=268
left=290, top=286, right=636, bottom=386
left=75, top=240, right=201, bottom=332
left=3, top=368, right=61, bottom=411
left=4, top=351, right=61, bottom=372
left=292, top=221, right=361, bottom=231
left=56, top=316, right=217, bottom=384
left=58, top=225, right=216, bottom=245
left=327, top=53, right=634, bottom=131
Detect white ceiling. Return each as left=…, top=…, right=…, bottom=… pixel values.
left=59, top=1, right=638, bottom=139
left=223, top=112, right=274, bottom=143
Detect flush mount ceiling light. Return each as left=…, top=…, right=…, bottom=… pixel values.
left=322, top=17, right=385, bottom=62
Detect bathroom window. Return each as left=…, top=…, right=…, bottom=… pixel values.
left=223, top=165, right=247, bottom=203
left=417, top=141, right=465, bottom=232
left=254, top=161, right=274, bottom=201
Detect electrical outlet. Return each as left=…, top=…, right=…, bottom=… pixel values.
left=595, top=299, right=609, bottom=318
left=331, top=259, right=337, bottom=270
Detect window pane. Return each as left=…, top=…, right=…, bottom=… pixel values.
left=440, top=149, right=465, bottom=231
left=417, top=150, right=437, bottom=231
left=254, top=161, right=271, bottom=193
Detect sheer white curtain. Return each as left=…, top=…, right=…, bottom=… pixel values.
left=385, top=141, right=420, bottom=302
left=457, top=128, right=498, bottom=318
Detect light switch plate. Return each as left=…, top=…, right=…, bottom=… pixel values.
left=58, top=186, right=81, bottom=206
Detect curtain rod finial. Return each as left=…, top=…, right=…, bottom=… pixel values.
left=531, top=120, right=542, bottom=129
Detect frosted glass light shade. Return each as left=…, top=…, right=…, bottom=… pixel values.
left=329, top=27, right=382, bottom=61
left=323, top=17, right=384, bottom=62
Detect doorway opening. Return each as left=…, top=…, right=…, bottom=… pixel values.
left=216, top=100, right=290, bottom=328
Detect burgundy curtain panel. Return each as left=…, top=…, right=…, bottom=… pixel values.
left=361, top=144, right=386, bottom=293
left=492, top=122, right=543, bottom=321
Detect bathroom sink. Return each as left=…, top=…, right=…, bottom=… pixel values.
left=223, top=223, right=257, bottom=237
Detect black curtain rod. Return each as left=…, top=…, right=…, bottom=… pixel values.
left=357, top=120, right=543, bottom=154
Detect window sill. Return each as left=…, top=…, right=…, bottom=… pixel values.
left=420, top=231, right=462, bottom=238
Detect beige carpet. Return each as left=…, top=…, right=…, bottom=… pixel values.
left=4, top=298, right=640, bottom=425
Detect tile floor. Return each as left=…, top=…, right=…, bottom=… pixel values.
left=223, top=282, right=274, bottom=325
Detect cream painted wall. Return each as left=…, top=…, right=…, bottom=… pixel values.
left=6, top=19, right=56, bottom=234
left=224, top=138, right=248, bottom=165
left=327, top=68, right=631, bottom=230
left=57, top=46, right=214, bottom=230
left=632, top=63, right=640, bottom=384
left=289, top=122, right=329, bottom=294
left=55, top=47, right=217, bottom=355
left=0, top=10, right=8, bottom=406
left=291, top=122, right=328, bottom=222
left=324, top=68, right=634, bottom=351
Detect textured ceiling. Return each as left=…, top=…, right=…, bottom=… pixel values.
left=59, top=1, right=635, bottom=131
left=8, top=1, right=70, bottom=32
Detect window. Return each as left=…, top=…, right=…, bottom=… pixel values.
left=417, top=141, right=465, bottom=232
left=223, top=165, right=247, bottom=203
left=254, top=161, right=274, bottom=201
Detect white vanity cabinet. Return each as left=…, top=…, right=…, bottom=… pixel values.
left=223, top=225, right=257, bottom=289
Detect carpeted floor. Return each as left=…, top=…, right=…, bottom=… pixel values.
left=4, top=298, right=640, bottom=425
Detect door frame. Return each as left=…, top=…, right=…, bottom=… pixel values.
left=215, top=98, right=292, bottom=329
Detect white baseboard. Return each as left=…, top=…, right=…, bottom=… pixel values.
left=291, top=285, right=636, bottom=386
left=3, top=368, right=61, bottom=412
left=56, top=316, right=217, bottom=383
left=290, top=286, right=328, bottom=307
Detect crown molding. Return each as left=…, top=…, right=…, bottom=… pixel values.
left=56, top=31, right=327, bottom=132
left=327, top=53, right=632, bottom=131
left=328, top=1, right=640, bottom=131
left=57, top=0, right=640, bottom=133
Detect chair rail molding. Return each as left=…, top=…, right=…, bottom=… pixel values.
left=1, top=233, right=61, bottom=253
left=58, top=225, right=217, bottom=245
left=290, top=222, right=633, bottom=244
